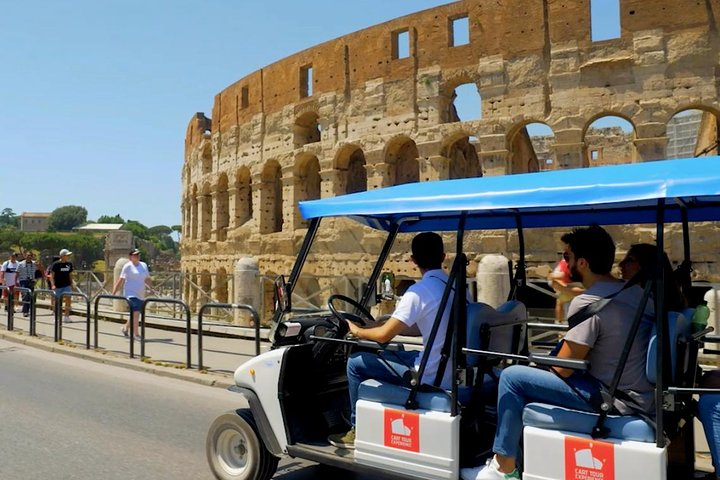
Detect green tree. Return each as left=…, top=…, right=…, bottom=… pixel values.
left=148, top=225, right=172, bottom=236
left=97, top=214, right=125, bottom=224
left=123, top=220, right=149, bottom=240
left=0, top=208, right=19, bottom=228
left=48, top=205, right=88, bottom=231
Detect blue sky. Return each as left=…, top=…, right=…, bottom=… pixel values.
left=0, top=1, right=618, bottom=227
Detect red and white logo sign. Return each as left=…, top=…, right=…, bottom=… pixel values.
left=383, top=408, right=419, bottom=452
left=564, top=436, right=615, bottom=480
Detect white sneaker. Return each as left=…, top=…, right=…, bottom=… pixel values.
left=63, top=315, right=72, bottom=324
left=461, top=457, right=520, bottom=480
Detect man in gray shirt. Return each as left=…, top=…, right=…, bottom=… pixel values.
left=463, top=225, right=654, bottom=480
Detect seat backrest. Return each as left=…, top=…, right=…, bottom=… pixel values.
left=646, top=311, right=691, bottom=385
left=466, top=300, right=528, bottom=367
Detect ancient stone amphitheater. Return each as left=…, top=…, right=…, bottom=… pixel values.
left=181, top=0, right=719, bottom=315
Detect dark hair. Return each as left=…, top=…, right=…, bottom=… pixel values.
left=411, top=232, right=445, bottom=270
left=627, top=243, right=687, bottom=311
left=561, top=225, right=615, bottom=275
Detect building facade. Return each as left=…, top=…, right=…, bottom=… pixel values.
left=181, top=0, right=720, bottom=313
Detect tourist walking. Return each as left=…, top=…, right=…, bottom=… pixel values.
left=17, top=252, right=37, bottom=317
left=49, top=249, right=75, bottom=323
left=1, top=252, right=20, bottom=312
left=112, top=249, right=152, bottom=339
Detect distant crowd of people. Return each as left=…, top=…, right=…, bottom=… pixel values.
left=0, top=249, right=75, bottom=322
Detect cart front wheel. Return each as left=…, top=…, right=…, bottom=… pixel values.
left=206, top=409, right=279, bottom=480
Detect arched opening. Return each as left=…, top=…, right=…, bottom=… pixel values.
left=215, top=267, right=229, bottom=304
left=216, top=174, right=229, bottom=242
left=584, top=115, right=636, bottom=165
left=200, top=270, right=212, bottom=306
left=386, top=137, right=419, bottom=186
left=447, top=82, right=482, bottom=123
left=294, top=112, right=321, bottom=148
left=201, top=143, right=212, bottom=174
left=235, top=167, right=252, bottom=226
left=443, top=134, right=481, bottom=179
left=508, top=122, right=556, bottom=173
left=666, top=108, right=719, bottom=159
left=190, top=184, right=198, bottom=240
left=335, top=145, right=367, bottom=195
left=200, top=183, right=213, bottom=241
left=260, top=160, right=283, bottom=234
left=294, top=154, right=321, bottom=228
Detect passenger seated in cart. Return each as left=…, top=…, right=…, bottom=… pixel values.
left=328, top=231, right=457, bottom=449
left=619, top=242, right=687, bottom=312
left=462, top=225, right=655, bottom=480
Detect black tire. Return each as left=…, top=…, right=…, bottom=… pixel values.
left=206, top=409, right=279, bottom=480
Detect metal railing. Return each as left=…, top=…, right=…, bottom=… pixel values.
left=141, top=298, right=192, bottom=368
left=57, top=291, right=91, bottom=348
left=197, top=302, right=261, bottom=370
left=93, top=295, right=135, bottom=356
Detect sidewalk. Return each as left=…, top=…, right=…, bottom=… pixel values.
left=0, top=305, right=273, bottom=389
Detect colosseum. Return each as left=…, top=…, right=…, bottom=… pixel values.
left=181, top=0, right=720, bottom=318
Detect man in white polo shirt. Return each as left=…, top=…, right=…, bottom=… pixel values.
left=329, top=232, right=456, bottom=449
left=112, top=249, right=152, bottom=340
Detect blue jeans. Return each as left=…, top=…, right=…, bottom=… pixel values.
left=347, top=350, right=419, bottom=425
left=698, top=394, right=720, bottom=476
left=493, top=365, right=602, bottom=459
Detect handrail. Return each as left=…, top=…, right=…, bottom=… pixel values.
left=11, top=286, right=33, bottom=333
left=58, top=291, right=92, bottom=348
left=32, top=289, right=56, bottom=337
left=0, top=285, right=18, bottom=331
left=93, top=295, right=135, bottom=357
left=197, top=302, right=261, bottom=370
left=141, top=298, right=192, bottom=368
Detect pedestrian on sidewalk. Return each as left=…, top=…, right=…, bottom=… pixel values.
left=49, top=249, right=75, bottom=323
left=1, top=252, right=20, bottom=312
left=17, top=252, right=37, bottom=317
left=112, top=249, right=152, bottom=340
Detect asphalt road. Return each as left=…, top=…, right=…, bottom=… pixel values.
left=0, top=338, right=354, bottom=480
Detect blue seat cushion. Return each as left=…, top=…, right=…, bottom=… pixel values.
left=522, top=402, right=655, bottom=443
left=358, top=379, right=453, bottom=413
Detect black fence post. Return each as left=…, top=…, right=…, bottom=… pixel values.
left=141, top=298, right=192, bottom=368
left=197, top=302, right=262, bottom=371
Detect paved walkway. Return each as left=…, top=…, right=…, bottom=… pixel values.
left=0, top=305, right=272, bottom=388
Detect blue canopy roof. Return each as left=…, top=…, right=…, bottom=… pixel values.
left=299, top=156, right=720, bottom=232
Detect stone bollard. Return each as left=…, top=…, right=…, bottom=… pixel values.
left=705, top=288, right=720, bottom=336
left=234, top=256, right=261, bottom=327
left=476, top=254, right=511, bottom=309
left=113, top=258, right=130, bottom=312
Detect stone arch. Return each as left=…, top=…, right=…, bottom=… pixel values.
left=215, top=267, right=229, bottom=304
left=234, top=166, right=252, bottom=227
left=215, top=173, right=229, bottom=241
left=294, top=111, right=321, bottom=148
left=385, top=136, right=419, bottom=186
left=199, top=269, right=212, bottom=306
left=665, top=106, right=719, bottom=159
left=260, top=160, right=283, bottom=234
left=583, top=114, right=637, bottom=166
left=190, top=184, right=199, bottom=240
left=441, top=132, right=481, bottom=179
left=508, top=121, right=556, bottom=173
left=201, top=142, right=212, bottom=174
left=294, top=153, right=321, bottom=227
left=334, top=144, right=367, bottom=194
left=200, top=182, right=213, bottom=241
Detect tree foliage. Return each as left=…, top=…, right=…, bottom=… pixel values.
left=0, top=208, right=19, bottom=228
left=97, top=214, right=125, bottom=224
left=48, top=205, right=88, bottom=231
left=0, top=231, right=102, bottom=267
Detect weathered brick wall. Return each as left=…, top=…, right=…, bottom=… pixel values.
left=181, top=0, right=720, bottom=308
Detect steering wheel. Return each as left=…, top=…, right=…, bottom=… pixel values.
left=327, top=294, right=375, bottom=327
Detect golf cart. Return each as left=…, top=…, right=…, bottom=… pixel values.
left=206, top=155, right=720, bottom=480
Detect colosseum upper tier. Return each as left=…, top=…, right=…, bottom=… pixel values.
left=182, top=0, right=720, bottom=309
